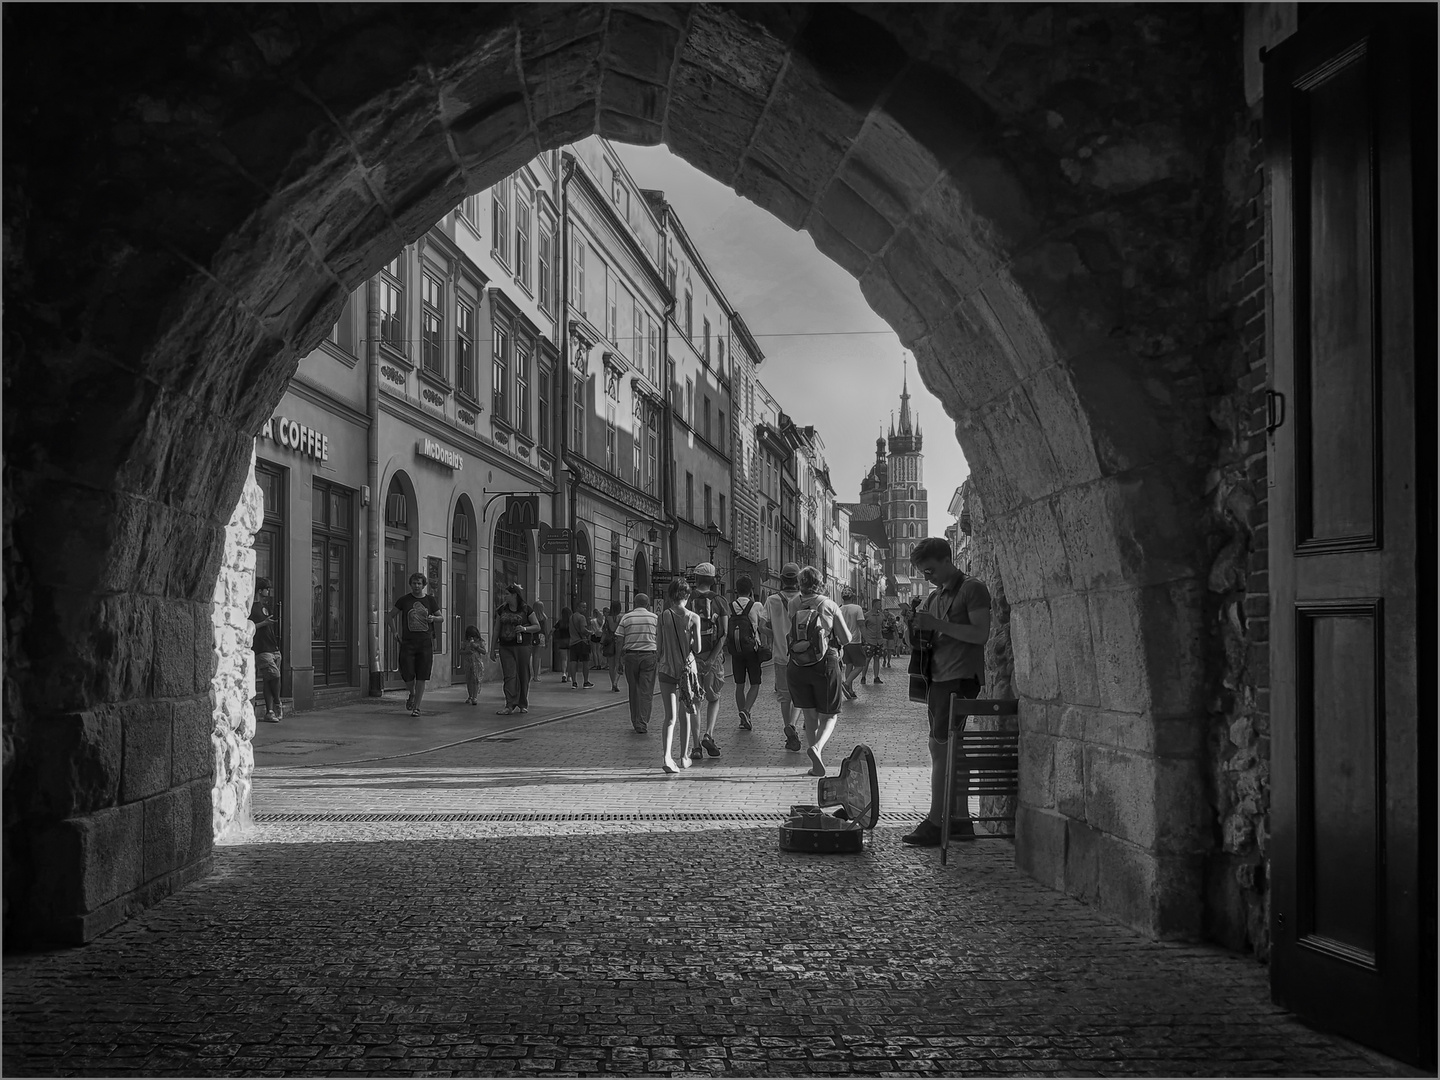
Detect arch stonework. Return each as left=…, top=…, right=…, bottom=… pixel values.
left=4, top=3, right=1261, bottom=946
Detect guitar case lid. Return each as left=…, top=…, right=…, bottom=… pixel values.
left=777, top=745, right=879, bottom=853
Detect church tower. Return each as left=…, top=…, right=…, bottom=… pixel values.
left=886, top=363, right=928, bottom=592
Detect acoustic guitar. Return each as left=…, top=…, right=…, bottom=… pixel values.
left=907, top=628, right=933, bottom=703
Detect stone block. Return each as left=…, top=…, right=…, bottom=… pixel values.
left=732, top=158, right=810, bottom=231
left=1008, top=500, right=1072, bottom=601
left=120, top=703, right=174, bottom=803
left=804, top=212, right=871, bottom=280
left=31, top=804, right=145, bottom=916
left=1064, top=818, right=1103, bottom=904
left=881, top=230, right=963, bottom=333
left=151, top=600, right=196, bottom=697
left=1027, top=364, right=1103, bottom=489
left=667, top=63, right=766, bottom=184
left=172, top=697, right=214, bottom=784
left=604, top=8, right=681, bottom=84
left=1048, top=592, right=1099, bottom=706
left=1086, top=587, right=1151, bottom=714
left=1019, top=730, right=1055, bottom=809
left=1139, top=578, right=1207, bottom=718
left=1095, top=834, right=1204, bottom=940
left=1014, top=805, right=1066, bottom=892
left=681, top=6, right=787, bottom=97
left=816, top=179, right=896, bottom=256
left=1067, top=345, right=1173, bottom=475
left=1009, top=600, right=1058, bottom=700
left=857, top=264, right=930, bottom=344
left=24, top=710, right=123, bottom=819
left=143, top=786, right=191, bottom=880
left=95, top=594, right=156, bottom=705
left=1082, top=744, right=1160, bottom=850
left=1054, top=738, right=1086, bottom=819
left=941, top=299, right=1027, bottom=411
left=978, top=387, right=1063, bottom=507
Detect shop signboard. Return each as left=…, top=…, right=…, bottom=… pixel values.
left=537, top=524, right=574, bottom=555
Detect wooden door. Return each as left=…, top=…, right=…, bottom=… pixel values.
left=1266, top=6, right=1435, bottom=1068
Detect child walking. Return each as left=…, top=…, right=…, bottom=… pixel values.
left=462, top=625, right=487, bottom=705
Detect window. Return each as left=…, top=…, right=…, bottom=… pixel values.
left=492, top=324, right=509, bottom=422
left=685, top=378, right=694, bottom=428
left=646, top=409, right=659, bottom=495
left=456, top=298, right=475, bottom=398
left=460, top=194, right=482, bottom=228
left=420, top=272, right=443, bottom=376
left=514, top=341, right=530, bottom=434
left=686, top=472, right=694, bottom=522
left=379, top=256, right=403, bottom=348
left=647, top=317, right=658, bottom=385
left=703, top=396, right=711, bottom=442
left=537, top=222, right=553, bottom=313
left=719, top=494, right=727, bottom=534
left=572, top=374, right=585, bottom=454
left=604, top=403, right=616, bottom=474
left=514, top=185, right=531, bottom=290
left=538, top=364, right=551, bottom=451
left=704, top=484, right=712, bottom=528
left=717, top=410, right=725, bottom=453
left=628, top=293, right=639, bottom=361
left=703, top=318, right=711, bottom=365
left=632, top=405, right=642, bottom=486
left=491, top=178, right=510, bottom=265
left=716, top=336, right=725, bottom=378
left=571, top=236, right=585, bottom=314
left=684, top=289, right=693, bottom=341
left=606, top=271, right=618, bottom=344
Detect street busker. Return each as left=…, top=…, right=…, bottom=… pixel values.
left=686, top=563, right=728, bottom=760
left=726, top=575, right=765, bottom=730
left=491, top=584, right=540, bottom=715
left=656, top=577, right=702, bottom=773
left=764, top=562, right=804, bottom=752
left=785, top=565, right=853, bottom=777
left=838, top=589, right=867, bottom=701
left=391, top=573, right=443, bottom=718
left=618, top=594, right=659, bottom=733
left=901, top=536, right=992, bottom=848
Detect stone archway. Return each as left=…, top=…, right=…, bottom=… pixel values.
left=4, top=3, right=1265, bottom=947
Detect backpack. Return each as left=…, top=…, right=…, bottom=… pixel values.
left=787, top=595, right=835, bottom=668
left=726, top=598, right=759, bottom=657
left=690, top=592, right=722, bottom=650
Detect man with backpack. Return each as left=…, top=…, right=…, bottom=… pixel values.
left=686, top=562, right=728, bottom=759
left=727, top=575, right=765, bottom=730
left=785, top=565, right=853, bottom=777
left=764, top=562, right=804, bottom=752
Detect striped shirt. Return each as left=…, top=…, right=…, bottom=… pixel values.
left=617, top=608, right=659, bottom=652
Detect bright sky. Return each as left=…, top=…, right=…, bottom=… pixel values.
left=614, top=143, right=969, bottom=522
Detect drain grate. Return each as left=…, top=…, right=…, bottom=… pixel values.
left=253, top=810, right=921, bottom=824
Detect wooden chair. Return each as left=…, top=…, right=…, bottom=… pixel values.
left=941, top=697, right=1019, bottom=864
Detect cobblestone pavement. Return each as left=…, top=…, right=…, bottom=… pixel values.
left=3, top=670, right=1419, bottom=1077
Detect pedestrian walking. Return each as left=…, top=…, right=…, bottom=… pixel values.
left=656, top=577, right=701, bottom=773
left=249, top=576, right=283, bottom=723
left=784, top=565, right=852, bottom=777
left=461, top=625, right=487, bottom=705
left=838, top=589, right=867, bottom=700
left=900, top=537, right=991, bottom=848
left=726, top=576, right=765, bottom=730
left=556, top=606, right=572, bottom=683
left=602, top=601, right=623, bottom=692
left=618, top=594, right=659, bottom=733
left=567, top=602, right=593, bottom=688
left=491, top=584, right=540, bottom=715
left=686, top=562, right=728, bottom=760
left=764, top=562, right=804, bottom=753
left=588, top=608, right=605, bottom=669
left=530, top=599, right=550, bottom=683
left=391, top=573, right=443, bottom=717
left=862, top=598, right=887, bottom=683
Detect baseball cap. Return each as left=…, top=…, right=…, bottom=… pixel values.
left=694, top=562, right=716, bottom=578
left=779, top=562, right=800, bottom=582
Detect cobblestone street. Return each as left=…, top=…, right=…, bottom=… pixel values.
left=2, top=674, right=1418, bottom=1077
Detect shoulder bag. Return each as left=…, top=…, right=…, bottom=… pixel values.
left=664, top=609, right=702, bottom=708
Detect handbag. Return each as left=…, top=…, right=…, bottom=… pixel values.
left=665, top=609, right=702, bottom=707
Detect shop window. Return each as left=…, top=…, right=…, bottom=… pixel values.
left=379, top=256, right=404, bottom=349
left=421, top=272, right=444, bottom=376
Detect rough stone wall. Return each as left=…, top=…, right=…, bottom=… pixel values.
left=210, top=454, right=261, bottom=840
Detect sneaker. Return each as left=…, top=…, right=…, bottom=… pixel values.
left=572, top=682, right=582, bottom=690
left=260, top=711, right=281, bottom=724
left=274, top=708, right=284, bottom=722
left=783, top=725, right=802, bottom=752
left=519, top=707, right=528, bottom=714
left=409, top=708, right=422, bottom=718
left=701, top=734, right=721, bottom=757
left=496, top=707, right=515, bottom=715
left=841, top=684, right=857, bottom=701
left=405, top=693, right=415, bottom=711
left=738, top=713, right=752, bottom=731
left=612, top=685, right=621, bottom=692
left=901, top=820, right=942, bottom=847
left=583, top=681, right=594, bottom=688
left=690, top=746, right=704, bottom=762
left=873, top=676, right=883, bottom=685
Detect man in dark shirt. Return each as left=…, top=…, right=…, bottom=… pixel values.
left=249, top=576, right=283, bottom=723
left=390, top=572, right=442, bottom=717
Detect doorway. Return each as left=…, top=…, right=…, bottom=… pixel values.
left=450, top=500, right=474, bottom=685
left=382, top=475, right=416, bottom=691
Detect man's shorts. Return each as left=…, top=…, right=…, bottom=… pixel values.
left=730, top=648, right=763, bottom=686
left=925, top=677, right=983, bottom=741
left=255, top=651, right=281, bottom=680
left=787, top=653, right=842, bottom=715
left=398, top=638, right=435, bottom=682
left=841, top=642, right=867, bottom=667
left=772, top=659, right=792, bottom=706
left=697, top=655, right=726, bottom=703
left=568, top=641, right=591, bottom=660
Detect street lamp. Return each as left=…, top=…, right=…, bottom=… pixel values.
left=704, top=520, right=721, bottom=565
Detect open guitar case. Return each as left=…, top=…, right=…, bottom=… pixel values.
left=778, top=745, right=880, bottom=853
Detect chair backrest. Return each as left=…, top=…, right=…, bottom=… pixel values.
left=960, top=729, right=1020, bottom=797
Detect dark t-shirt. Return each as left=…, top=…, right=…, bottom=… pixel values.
left=688, top=591, right=726, bottom=652
left=249, top=600, right=280, bottom=654
left=495, top=604, right=534, bottom=646
left=394, top=593, right=439, bottom=647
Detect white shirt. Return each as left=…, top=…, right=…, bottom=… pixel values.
left=764, top=589, right=801, bottom=661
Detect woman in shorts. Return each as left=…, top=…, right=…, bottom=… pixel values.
left=656, top=577, right=701, bottom=773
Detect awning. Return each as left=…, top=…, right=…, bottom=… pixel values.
left=892, top=575, right=912, bottom=586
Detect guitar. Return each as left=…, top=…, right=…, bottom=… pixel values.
left=907, top=628, right=933, bottom=703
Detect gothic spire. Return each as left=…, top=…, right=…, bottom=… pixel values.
left=897, top=358, right=914, bottom=435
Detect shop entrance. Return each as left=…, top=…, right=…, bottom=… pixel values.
left=310, top=480, right=355, bottom=687
left=450, top=501, right=474, bottom=685
left=382, top=475, right=416, bottom=691
left=253, top=460, right=288, bottom=698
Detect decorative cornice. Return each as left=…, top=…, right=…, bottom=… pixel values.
left=563, top=453, right=663, bottom=520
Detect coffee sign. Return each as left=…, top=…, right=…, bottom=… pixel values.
left=260, top=415, right=328, bottom=461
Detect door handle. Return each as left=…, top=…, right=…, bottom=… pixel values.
left=1265, top=389, right=1286, bottom=434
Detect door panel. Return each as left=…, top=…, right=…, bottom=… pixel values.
left=1266, top=7, right=1434, bottom=1067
